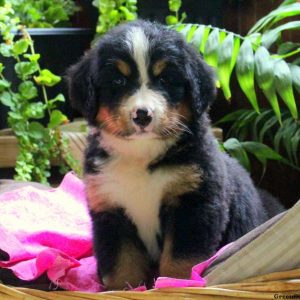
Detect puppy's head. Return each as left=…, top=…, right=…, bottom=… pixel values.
left=67, top=20, right=216, bottom=140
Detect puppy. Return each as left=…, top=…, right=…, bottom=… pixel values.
left=67, top=20, right=282, bottom=290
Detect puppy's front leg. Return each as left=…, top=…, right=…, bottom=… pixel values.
left=90, top=209, right=151, bottom=290
left=160, top=193, right=224, bottom=279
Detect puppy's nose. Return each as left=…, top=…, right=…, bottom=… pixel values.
left=132, top=108, right=153, bottom=127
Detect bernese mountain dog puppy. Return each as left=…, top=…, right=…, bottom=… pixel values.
left=67, top=20, right=282, bottom=290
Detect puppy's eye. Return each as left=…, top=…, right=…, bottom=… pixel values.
left=113, top=76, right=126, bottom=86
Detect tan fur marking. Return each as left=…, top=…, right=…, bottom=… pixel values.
left=153, top=59, right=167, bottom=76
left=160, top=236, right=205, bottom=279
left=103, top=243, right=150, bottom=290
left=96, top=107, right=132, bottom=136
left=116, top=60, right=131, bottom=76
left=176, top=99, right=192, bottom=123
left=163, top=164, right=202, bottom=206
left=85, top=175, right=115, bottom=212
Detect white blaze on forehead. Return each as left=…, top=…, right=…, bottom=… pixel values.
left=126, top=26, right=149, bottom=83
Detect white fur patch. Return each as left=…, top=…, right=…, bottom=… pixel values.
left=90, top=132, right=177, bottom=259
left=123, top=84, right=167, bottom=133
left=126, top=26, right=149, bottom=84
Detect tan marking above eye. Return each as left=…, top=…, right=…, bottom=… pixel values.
left=153, top=59, right=167, bottom=76
left=116, top=60, right=131, bottom=76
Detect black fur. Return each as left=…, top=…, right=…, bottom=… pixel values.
left=67, top=20, right=284, bottom=289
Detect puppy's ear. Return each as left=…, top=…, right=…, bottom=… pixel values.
left=185, top=46, right=217, bottom=116
left=66, top=53, right=97, bottom=121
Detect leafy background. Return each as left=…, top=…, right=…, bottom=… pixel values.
left=170, top=0, right=300, bottom=205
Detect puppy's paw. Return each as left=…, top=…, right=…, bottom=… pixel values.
left=160, top=258, right=196, bottom=279
left=102, top=268, right=149, bottom=290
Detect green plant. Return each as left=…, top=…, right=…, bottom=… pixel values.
left=166, top=0, right=186, bottom=25
left=5, top=0, right=79, bottom=28
left=0, top=3, right=80, bottom=183
left=177, top=0, right=300, bottom=123
left=217, top=109, right=300, bottom=175
left=176, top=0, right=300, bottom=174
left=93, top=0, right=137, bottom=37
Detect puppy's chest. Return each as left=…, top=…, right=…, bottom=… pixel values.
left=99, top=157, right=175, bottom=259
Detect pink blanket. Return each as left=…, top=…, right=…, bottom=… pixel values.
left=0, top=172, right=229, bottom=292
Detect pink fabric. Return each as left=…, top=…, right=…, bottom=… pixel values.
left=0, top=172, right=103, bottom=292
left=0, top=172, right=230, bottom=292
left=154, top=243, right=232, bottom=288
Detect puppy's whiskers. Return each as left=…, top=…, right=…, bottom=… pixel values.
left=168, top=117, right=193, bottom=136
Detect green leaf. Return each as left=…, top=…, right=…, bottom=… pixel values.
left=166, top=15, right=178, bottom=25
left=119, top=6, right=136, bottom=20
left=0, top=43, right=12, bottom=57
left=49, top=110, right=68, bottom=129
left=49, top=93, right=65, bottom=103
left=28, top=122, right=45, bottom=139
left=269, top=3, right=300, bottom=28
left=228, top=110, right=258, bottom=138
left=274, top=117, right=294, bottom=152
left=278, top=42, right=300, bottom=55
left=291, top=129, right=300, bottom=165
left=24, top=53, right=41, bottom=62
left=8, top=111, right=23, bottom=120
left=242, top=141, right=282, bottom=175
left=262, top=20, right=300, bottom=48
left=34, top=69, right=61, bottom=87
left=178, top=24, right=193, bottom=42
left=204, top=28, right=220, bottom=68
left=274, top=60, right=298, bottom=119
left=18, top=81, right=38, bottom=100
left=190, top=25, right=205, bottom=52
left=48, top=93, right=65, bottom=109
left=200, top=26, right=211, bottom=54
left=0, top=79, right=11, bottom=92
left=280, top=0, right=297, bottom=6
left=168, top=0, right=181, bottom=12
left=289, top=64, right=300, bottom=94
left=0, top=63, right=4, bottom=73
left=282, top=121, right=298, bottom=163
left=217, top=33, right=240, bottom=100
left=243, top=141, right=282, bottom=162
left=236, top=39, right=259, bottom=113
left=251, top=109, right=273, bottom=140
left=223, top=138, right=250, bottom=171
left=249, top=3, right=300, bottom=34
left=13, top=39, right=30, bottom=55
left=254, top=46, right=281, bottom=123
left=214, top=109, right=248, bottom=125
left=25, top=102, right=45, bottom=119
left=15, top=62, right=39, bottom=78
left=0, top=91, right=14, bottom=109
left=258, top=114, right=279, bottom=142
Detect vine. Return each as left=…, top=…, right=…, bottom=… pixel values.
left=0, top=3, right=80, bottom=183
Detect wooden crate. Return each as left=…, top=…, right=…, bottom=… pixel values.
left=0, top=129, right=18, bottom=168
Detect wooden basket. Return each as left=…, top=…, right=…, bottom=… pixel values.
left=1, top=269, right=300, bottom=300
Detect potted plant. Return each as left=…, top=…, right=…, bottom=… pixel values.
left=0, top=0, right=94, bottom=129
left=0, top=3, right=84, bottom=183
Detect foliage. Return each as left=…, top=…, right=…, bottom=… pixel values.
left=0, top=4, right=80, bottom=183
left=217, top=109, right=300, bottom=174
left=166, top=0, right=186, bottom=25
left=176, top=0, right=300, bottom=173
left=4, top=0, right=79, bottom=28
left=177, top=0, right=300, bottom=124
left=93, top=0, right=137, bottom=37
